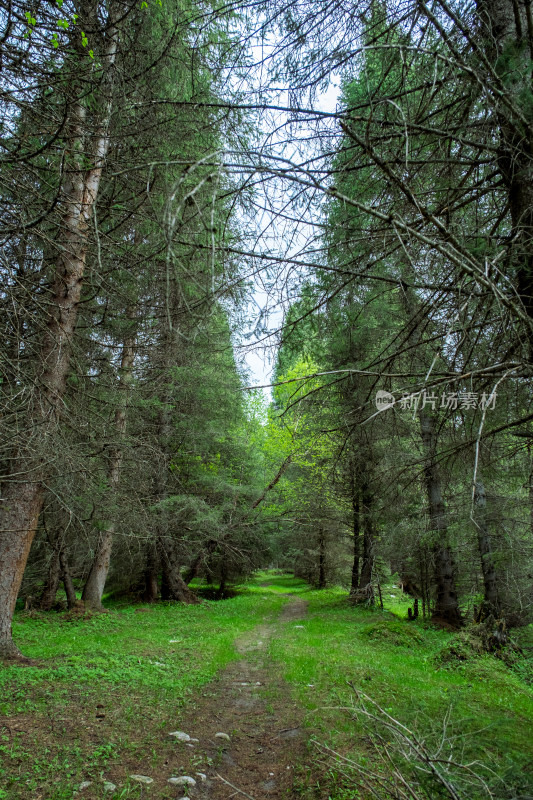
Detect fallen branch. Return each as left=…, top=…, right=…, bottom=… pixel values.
left=215, top=772, right=257, bottom=800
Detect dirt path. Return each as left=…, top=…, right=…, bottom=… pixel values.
left=165, top=597, right=310, bottom=800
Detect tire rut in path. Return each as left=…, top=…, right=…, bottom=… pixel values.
left=172, top=598, right=309, bottom=800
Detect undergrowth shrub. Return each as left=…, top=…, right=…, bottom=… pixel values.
left=358, top=617, right=424, bottom=647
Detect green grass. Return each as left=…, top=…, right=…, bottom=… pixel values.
left=379, top=577, right=418, bottom=618
left=0, top=590, right=288, bottom=800
left=1, top=573, right=532, bottom=800
left=267, top=585, right=533, bottom=800
left=238, top=570, right=312, bottom=594
left=5, top=593, right=287, bottom=701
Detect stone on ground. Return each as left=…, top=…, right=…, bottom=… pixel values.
left=169, top=731, right=191, bottom=741
left=129, top=774, right=154, bottom=784
left=168, top=776, right=197, bottom=787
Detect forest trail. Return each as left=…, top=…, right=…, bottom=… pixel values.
left=165, top=595, right=310, bottom=800
left=4, top=577, right=533, bottom=799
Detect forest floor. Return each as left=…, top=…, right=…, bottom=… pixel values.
left=170, top=595, right=310, bottom=800
left=1, top=573, right=533, bottom=800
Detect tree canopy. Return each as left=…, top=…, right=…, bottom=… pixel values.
left=0, top=0, right=532, bottom=658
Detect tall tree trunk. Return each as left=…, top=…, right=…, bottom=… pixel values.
left=184, top=539, right=217, bottom=585
left=158, top=538, right=199, bottom=604
left=39, top=549, right=61, bottom=611
left=172, top=571, right=200, bottom=604
left=82, top=530, right=115, bottom=611
left=396, top=271, right=462, bottom=626
left=160, top=541, right=172, bottom=601
left=0, top=482, right=45, bottom=655
left=0, top=10, right=119, bottom=657
left=419, top=410, right=462, bottom=627
left=317, top=528, right=326, bottom=589
left=141, top=543, right=160, bottom=603
left=82, top=321, right=136, bottom=610
left=150, top=290, right=203, bottom=605
left=59, top=549, right=77, bottom=609
left=143, top=573, right=160, bottom=603
left=528, top=443, right=533, bottom=537
left=477, top=0, right=533, bottom=329
left=349, top=479, right=361, bottom=595
left=352, top=483, right=375, bottom=604
left=473, top=479, right=501, bottom=618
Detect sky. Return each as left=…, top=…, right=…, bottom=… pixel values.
left=238, top=80, right=341, bottom=398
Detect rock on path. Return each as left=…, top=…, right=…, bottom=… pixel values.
left=169, top=730, right=191, bottom=741
left=168, top=776, right=197, bottom=787
left=129, top=774, right=154, bottom=784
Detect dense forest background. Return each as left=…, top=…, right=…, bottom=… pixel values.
left=1, top=0, right=533, bottom=659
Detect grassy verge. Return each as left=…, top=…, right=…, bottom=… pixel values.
left=0, top=590, right=288, bottom=800
left=237, top=569, right=311, bottom=594
left=266, top=580, right=533, bottom=800
left=2, top=572, right=531, bottom=800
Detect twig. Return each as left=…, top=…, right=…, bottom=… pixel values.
left=215, top=773, right=257, bottom=800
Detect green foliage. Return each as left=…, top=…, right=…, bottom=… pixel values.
left=258, top=356, right=351, bottom=582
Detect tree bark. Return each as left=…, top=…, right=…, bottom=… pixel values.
left=82, top=529, right=114, bottom=611
left=59, top=549, right=77, bottom=609
left=172, top=572, right=200, bottom=604
left=395, top=271, right=462, bottom=626
left=82, top=320, right=136, bottom=611
left=351, top=483, right=375, bottom=604
left=473, top=479, right=501, bottom=618
left=0, top=482, right=44, bottom=656
left=140, top=543, right=159, bottom=602
left=39, top=548, right=61, bottom=610
left=419, top=410, right=462, bottom=627
left=158, top=538, right=199, bottom=604
left=477, top=0, right=533, bottom=329
left=349, top=480, right=361, bottom=595
left=143, top=571, right=159, bottom=604
left=0, top=9, right=120, bottom=657
left=317, top=528, right=326, bottom=589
